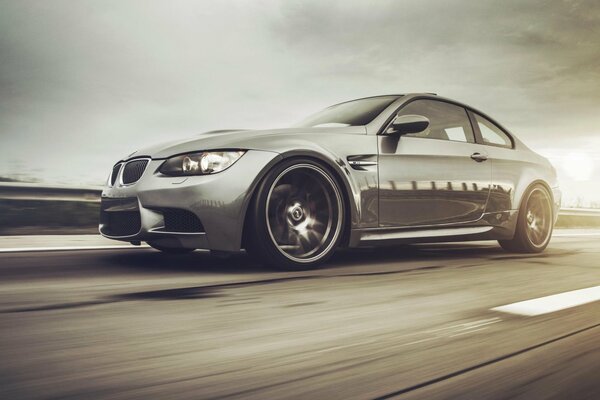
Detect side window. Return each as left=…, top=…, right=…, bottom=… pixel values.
left=396, top=100, right=475, bottom=143
left=474, top=114, right=512, bottom=148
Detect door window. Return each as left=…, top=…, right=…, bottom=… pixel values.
left=395, top=100, right=475, bottom=143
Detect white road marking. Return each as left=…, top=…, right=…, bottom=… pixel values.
left=0, top=245, right=150, bottom=253
left=492, top=286, right=600, bottom=316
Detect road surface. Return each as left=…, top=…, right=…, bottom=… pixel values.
left=0, top=233, right=599, bottom=399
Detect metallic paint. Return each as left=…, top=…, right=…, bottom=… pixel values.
left=100, top=93, right=560, bottom=253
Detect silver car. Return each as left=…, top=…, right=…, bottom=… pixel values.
left=100, top=94, right=561, bottom=269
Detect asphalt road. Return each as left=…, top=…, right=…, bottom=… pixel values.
left=0, top=234, right=599, bottom=399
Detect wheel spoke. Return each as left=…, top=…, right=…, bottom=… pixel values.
left=298, top=232, right=312, bottom=253
left=309, top=218, right=326, bottom=233
left=307, top=229, right=324, bottom=248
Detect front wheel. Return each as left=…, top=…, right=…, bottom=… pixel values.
left=499, top=184, right=553, bottom=253
left=246, top=159, right=345, bottom=270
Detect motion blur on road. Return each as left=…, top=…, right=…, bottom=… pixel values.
left=1, top=232, right=599, bottom=399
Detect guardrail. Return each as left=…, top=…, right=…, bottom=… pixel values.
left=0, top=183, right=599, bottom=234
left=1, top=182, right=600, bottom=214
left=0, top=183, right=103, bottom=235
left=0, top=182, right=102, bottom=202
left=557, top=208, right=600, bottom=217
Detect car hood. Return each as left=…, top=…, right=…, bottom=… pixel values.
left=123, top=126, right=367, bottom=160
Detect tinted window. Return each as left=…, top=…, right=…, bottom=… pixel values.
left=474, top=114, right=512, bottom=148
left=395, top=100, right=475, bottom=143
left=296, top=96, right=399, bottom=127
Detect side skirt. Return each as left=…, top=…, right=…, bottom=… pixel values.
left=349, top=210, right=519, bottom=248
left=356, top=226, right=493, bottom=247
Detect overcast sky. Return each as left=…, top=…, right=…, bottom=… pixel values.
left=1, top=0, right=599, bottom=204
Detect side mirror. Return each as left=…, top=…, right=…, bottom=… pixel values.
left=387, top=114, right=430, bottom=136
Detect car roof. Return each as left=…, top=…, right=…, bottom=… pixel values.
left=329, top=93, right=438, bottom=106
left=324, top=94, right=404, bottom=108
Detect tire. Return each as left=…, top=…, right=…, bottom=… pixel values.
left=246, top=159, right=345, bottom=270
left=499, top=184, right=553, bottom=253
left=147, top=242, right=195, bottom=254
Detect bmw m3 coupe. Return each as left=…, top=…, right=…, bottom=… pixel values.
left=100, top=93, right=561, bottom=269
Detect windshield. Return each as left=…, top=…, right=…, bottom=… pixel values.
left=295, top=96, right=400, bottom=128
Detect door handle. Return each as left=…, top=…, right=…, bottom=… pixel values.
left=470, top=152, right=488, bottom=162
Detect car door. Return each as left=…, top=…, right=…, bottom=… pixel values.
left=378, top=99, right=492, bottom=227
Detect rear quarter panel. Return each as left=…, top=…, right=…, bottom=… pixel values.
left=485, top=138, right=559, bottom=214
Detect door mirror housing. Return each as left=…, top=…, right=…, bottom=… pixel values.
left=386, top=114, right=430, bottom=136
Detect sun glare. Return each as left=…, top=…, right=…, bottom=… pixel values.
left=562, top=152, right=595, bottom=181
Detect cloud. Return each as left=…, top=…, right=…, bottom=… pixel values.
left=270, top=0, right=600, bottom=114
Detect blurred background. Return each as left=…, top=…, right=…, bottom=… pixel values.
left=0, top=0, right=600, bottom=192
left=1, top=0, right=599, bottom=203
left=2, top=0, right=600, bottom=235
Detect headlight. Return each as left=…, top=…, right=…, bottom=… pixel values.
left=159, top=150, right=246, bottom=176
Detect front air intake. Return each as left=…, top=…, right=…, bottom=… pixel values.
left=100, top=197, right=141, bottom=236
left=159, top=209, right=205, bottom=233
left=122, top=159, right=149, bottom=185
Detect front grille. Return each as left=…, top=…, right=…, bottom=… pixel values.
left=122, top=159, right=149, bottom=185
left=100, top=197, right=141, bottom=236
left=161, top=209, right=205, bottom=233
left=110, top=163, right=121, bottom=186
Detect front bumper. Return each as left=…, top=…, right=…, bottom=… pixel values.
left=100, top=150, right=281, bottom=251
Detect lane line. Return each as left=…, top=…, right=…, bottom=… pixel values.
left=0, top=245, right=150, bottom=253
left=491, top=286, right=600, bottom=316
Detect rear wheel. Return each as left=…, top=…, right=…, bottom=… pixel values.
left=246, top=159, right=345, bottom=270
left=499, top=185, right=553, bottom=253
left=147, top=242, right=195, bottom=254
